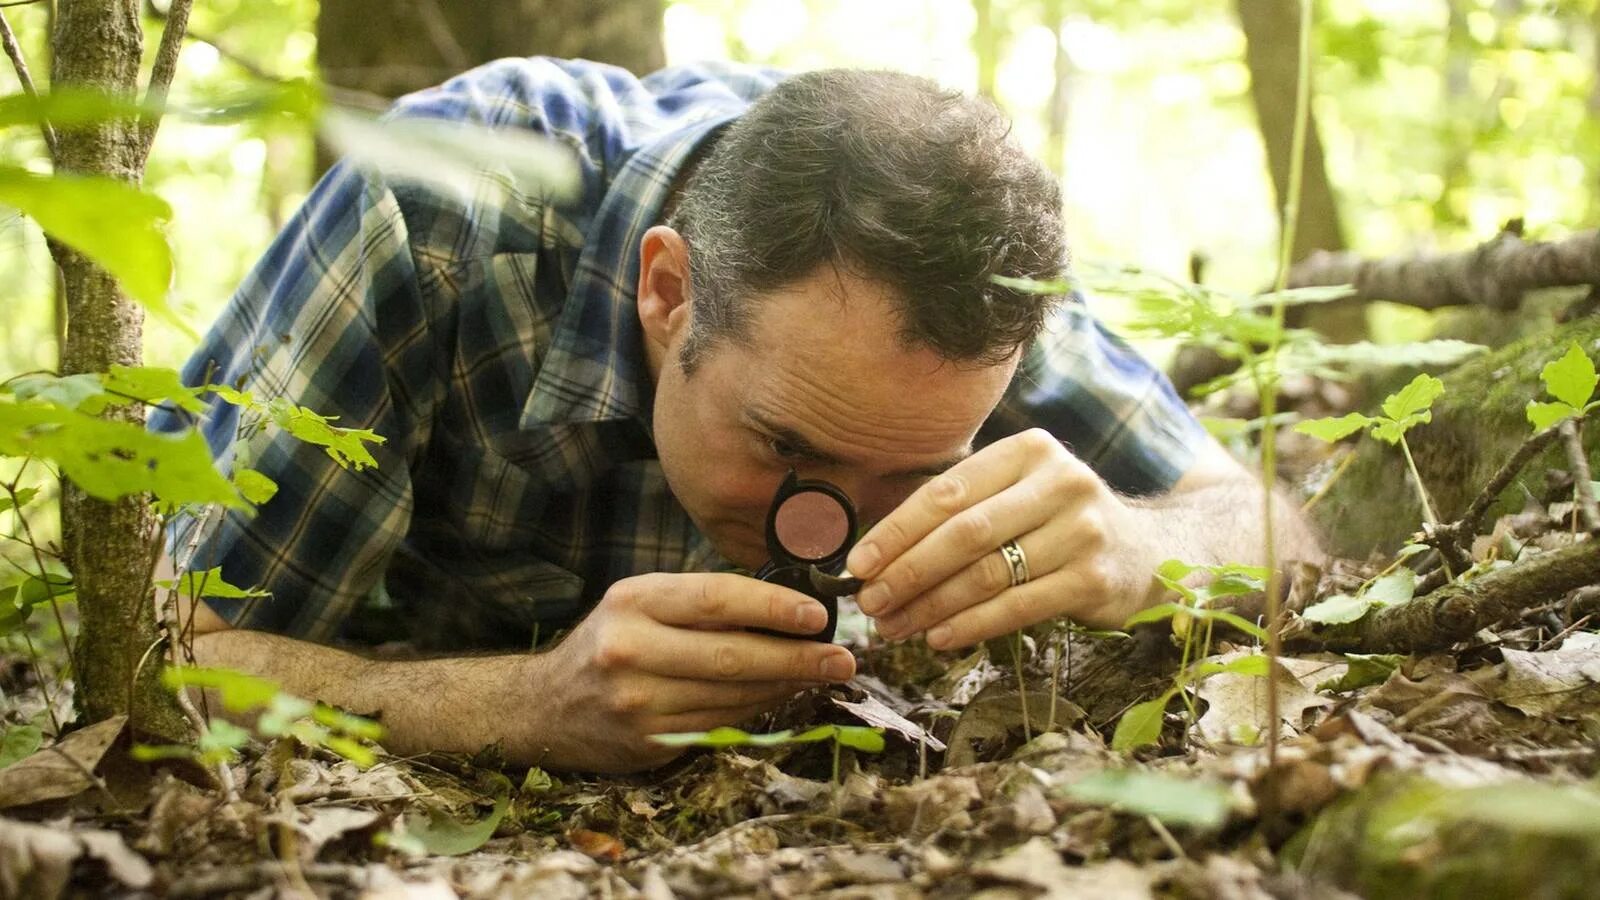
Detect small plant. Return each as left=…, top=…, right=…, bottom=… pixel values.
left=651, top=724, right=886, bottom=783
left=1295, top=373, right=1448, bottom=530
left=1526, top=342, right=1599, bottom=432
left=134, top=665, right=386, bottom=767
left=1110, top=560, right=1273, bottom=751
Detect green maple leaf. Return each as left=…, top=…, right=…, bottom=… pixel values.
left=1540, top=342, right=1598, bottom=410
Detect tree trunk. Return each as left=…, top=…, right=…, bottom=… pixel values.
left=1234, top=0, right=1357, bottom=336
left=316, top=0, right=665, bottom=102
left=50, top=0, right=186, bottom=738
left=1042, top=0, right=1071, bottom=176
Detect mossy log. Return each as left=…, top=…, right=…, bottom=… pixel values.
left=1311, top=317, right=1600, bottom=558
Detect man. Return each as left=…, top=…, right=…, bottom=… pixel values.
left=158, top=58, right=1318, bottom=773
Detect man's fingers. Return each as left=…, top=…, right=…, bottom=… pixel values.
left=624, top=573, right=829, bottom=635
left=602, top=621, right=856, bottom=684
left=644, top=675, right=811, bottom=715
left=847, top=439, right=1029, bottom=583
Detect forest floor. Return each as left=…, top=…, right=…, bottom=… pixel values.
left=5, top=392, right=1600, bottom=898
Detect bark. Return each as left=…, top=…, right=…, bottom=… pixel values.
left=50, top=0, right=186, bottom=739
left=1286, top=228, right=1600, bottom=312
left=1234, top=0, right=1347, bottom=267
left=1172, top=0, right=1355, bottom=395
left=316, top=0, right=665, bottom=102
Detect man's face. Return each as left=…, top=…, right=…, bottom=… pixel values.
left=647, top=266, right=1018, bottom=571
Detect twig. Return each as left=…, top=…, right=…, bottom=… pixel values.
left=135, top=0, right=192, bottom=164
left=1560, top=420, right=1599, bottom=533
left=0, top=6, right=57, bottom=160
left=1427, top=421, right=1566, bottom=564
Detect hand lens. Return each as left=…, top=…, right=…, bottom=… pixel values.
left=753, top=471, right=864, bottom=642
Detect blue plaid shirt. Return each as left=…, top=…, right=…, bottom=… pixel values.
left=155, top=57, right=1207, bottom=649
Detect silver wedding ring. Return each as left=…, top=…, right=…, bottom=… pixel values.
left=999, top=539, right=1030, bottom=588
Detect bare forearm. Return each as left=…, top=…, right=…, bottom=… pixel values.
left=1129, top=480, right=1323, bottom=572
left=189, top=629, right=549, bottom=762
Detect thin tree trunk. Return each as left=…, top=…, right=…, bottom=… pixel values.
left=315, top=0, right=665, bottom=173
left=50, top=0, right=186, bottom=739
left=1235, top=0, right=1357, bottom=338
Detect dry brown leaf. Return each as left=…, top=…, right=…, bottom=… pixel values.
left=1195, top=652, right=1330, bottom=745
left=1494, top=632, right=1600, bottom=718
left=0, top=815, right=152, bottom=899
left=881, top=774, right=980, bottom=837
left=0, top=716, right=126, bottom=810
left=567, top=828, right=625, bottom=861
left=833, top=693, right=947, bottom=751
left=974, top=837, right=1152, bottom=899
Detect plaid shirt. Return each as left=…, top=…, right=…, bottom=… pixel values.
left=155, top=57, right=1207, bottom=649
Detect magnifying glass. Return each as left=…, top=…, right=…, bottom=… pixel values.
left=753, top=471, right=864, bottom=641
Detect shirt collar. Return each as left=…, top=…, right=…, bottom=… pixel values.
left=519, top=113, right=738, bottom=434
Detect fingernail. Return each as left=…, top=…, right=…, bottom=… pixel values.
left=856, top=582, right=890, bottom=615
left=821, top=653, right=853, bottom=682
left=878, top=614, right=906, bottom=640
left=848, top=542, right=881, bottom=579
left=927, top=624, right=952, bottom=649
left=795, top=601, right=826, bottom=632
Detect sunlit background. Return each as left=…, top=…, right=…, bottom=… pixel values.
left=1, top=0, right=1596, bottom=375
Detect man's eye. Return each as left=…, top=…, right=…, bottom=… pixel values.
left=767, top=436, right=802, bottom=460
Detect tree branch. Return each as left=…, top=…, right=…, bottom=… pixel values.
left=1295, top=538, right=1600, bottom=653
left=1288, top=226, right=1600, bottom=312
left=1424, top=420, right=1566, bottom=566
left=136, top=0, right=192, bottom=164
left=0, top=6, right=57, bottom=160
left=1561, top=420, right=1600, bottom=533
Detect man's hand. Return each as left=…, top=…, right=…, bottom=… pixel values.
left=529, top=572, right=858, bottom=772
left=845, top=429, right=1164, bottom=650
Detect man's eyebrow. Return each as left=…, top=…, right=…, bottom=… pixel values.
left=745, top=409, right=970, bottom=478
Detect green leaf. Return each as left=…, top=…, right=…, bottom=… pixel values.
left=162, top=666, right=281, bottom=713
left=832, top=726, right=886, bottom=753
left=409, top=775, right=511, bottom=856
left=0, top=167, right=185, bottom=335
left=267, top=400, right=385, bottom=470
left=1370, top=413, right=1429, bottom=445
left=1540, top=342, right=1598, bottom=410
left=102, top=366, right=206, bottom=414
left=312, top=703, right=385, bottom=742
left=1063, top=769, right=1232, bottom=828
left=1294, top=413, right=1373, bottom=443
left=158, top=567, right=270, bottom=601
left=0, top=486, right=38, bottom=515
left=1527, top=400, right=1577, bottom=432
left=1124, top=602, right=1268, bottom=640
left=649, top=726, right=795, bottom=748
left=1111, top=692, right=1174, bottom=751
left=1192, top=654, right=1271, bottom=679
left=519, top=767, right=558, bottom=794
left=1381, top=374, right=1445, bottom=422
left=0, top=724, right=42, bottom=768
left=6, top=372, right=107, bottom=410
left=322, top=735, right=377, bottom=768
left=0, top=88, right=152, bottom=130
left=1364, top=569, right=1416, bottom=605
left=1318, top=653, right=1405, bottom=693
left=256, top=692, right=314, bottom=737
left=0, top=402, right=244, bottom=509
left=196, top=719, right=252, bottom=763
left=233, top=468, right=278, bottom=505
left=1301, top=592, right=1375, bottom=625
left=1443, top=782, right=1600, bottom=837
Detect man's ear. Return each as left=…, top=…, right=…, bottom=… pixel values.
left=637, top=226, right=693, bottom=360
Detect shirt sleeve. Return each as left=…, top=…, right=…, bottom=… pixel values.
left=150, top=162, right=440, bottom=640
left=979, top=295, right=1209, bottom=497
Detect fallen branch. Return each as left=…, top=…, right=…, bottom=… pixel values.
left=1561, top=420, right=1600, bottom=533
left=1288, top=226, right=1600, bottom=311
left=1295, top=539, right=1600, bottom=653
left=1424, top=420, right=1567, bottom=569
